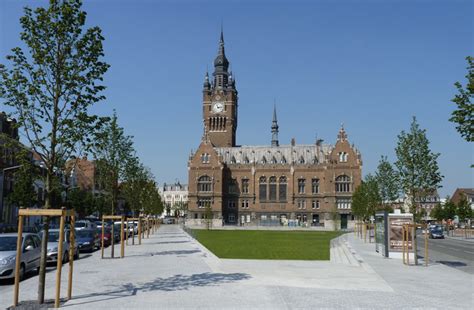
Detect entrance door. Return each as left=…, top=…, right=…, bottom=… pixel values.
left=341, top=214, right=348, bottom=229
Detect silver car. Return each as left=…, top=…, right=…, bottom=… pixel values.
left=0, top=233, right=41, bottom=280
left=42, top=229, right=79, bottom=263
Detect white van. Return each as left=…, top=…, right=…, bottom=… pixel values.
left=75, top=220, right=96, bottom=231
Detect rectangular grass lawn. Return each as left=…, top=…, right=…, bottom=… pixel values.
left=193, top=230, right=342, bottom=260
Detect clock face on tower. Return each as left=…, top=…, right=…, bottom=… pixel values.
left=212, top=102, right=224, bottom=113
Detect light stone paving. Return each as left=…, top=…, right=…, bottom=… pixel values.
left=0, top=225, right=472, bottom=309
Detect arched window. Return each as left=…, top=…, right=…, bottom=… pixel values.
left=279, top=176, right=287, bottom=202
left=335, top=175, right=351, bottom=192
left=281, top=156, right=287, bottom=164
left=312, top=156, right=319, bottom=164
left=259, top=176, right=267, bottom=202
left=200, top=153, right=210, bottom=163
left=271, top=156, right=277, bottom=164
left=261, top=156, right=267, bottom=164
left=269, top=176, right=277, bottom=201
left=198, top=175, right=212, bottom=192
left=230, top=156, right=236, bottom=164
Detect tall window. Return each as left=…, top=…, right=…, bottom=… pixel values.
left=279, top=176, right=287, bottom=202
left=269, top=176, right=277, bottom=201
left=228, top=178, right=238, bottom=194
left=312, top=200, right=320, bottom=209
left=298, top=178, right=305, bottom=194
left=338, top=152, right=348, bottom=163
left=259, top=176, right=267, bottom=202
left=335, top=175, right=351, bottom=192
left=312, top=178, right=319, bottom=194
left=241, top=199, right=249, bottom=209
left=198, top=175, right=212, bottom=192
left=241, top=178, right=249, bottom=193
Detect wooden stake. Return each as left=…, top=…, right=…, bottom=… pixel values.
left=138, top=219, right=142, bottom=245
left=67, top=214, right=75, bottom=300
left=55, top=213, right=66, bottom=308
left=424, top=224, right=428, bottom=267
left=13, top=214, right=24, bottom=306
left=101, top=217, right=105, bottom=259
left=120, top=217, right=124, bottom=258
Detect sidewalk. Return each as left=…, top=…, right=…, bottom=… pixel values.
left=1, top=225, right=472, bottom=309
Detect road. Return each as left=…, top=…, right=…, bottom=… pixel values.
left=417, top=234, right=474, bottom=274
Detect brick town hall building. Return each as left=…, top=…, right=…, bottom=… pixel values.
left=187, top=32, right=362, bottom=229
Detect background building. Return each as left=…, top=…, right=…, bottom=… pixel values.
left=451, top=188, right=474, bottom=210
left=187, top=32, right=362, bottom=229
left=158, top=182, right=188, bottom=218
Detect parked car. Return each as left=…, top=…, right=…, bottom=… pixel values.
left=113, top=222, right=129, bottom=241
left=126, top=221, right=138, bottom=235
left=0, top=233, right=42, bottom=280
left=429, top=226, right=444, bottom=239
left=97, top=227, right=112, bottom=247
left=76, top=229, right=100, bottom=252
left=42, top=229, right=79, bottom=263
left=75, top=220, right=96, bottom=231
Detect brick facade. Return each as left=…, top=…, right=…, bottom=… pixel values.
left=188, top=33, right=362, bottom=229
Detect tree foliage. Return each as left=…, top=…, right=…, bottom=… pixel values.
left=443, top=197, right=457, bottom=221
left=375, top=155, right=399, bottom=210
left=0, top=0, right=109, bottom=210
left=430, top=203, right=444, bottom=222
left=450, top=56, right=474, bottom=143
left=93, top=112, right=134, bottom=215
left=456, top=197, right=472, bottom=223
left=6, top=147, right=38, bottom=209
left=395, top=117, right=443, bottom=218
left=351, top=174, right=381, bottom=221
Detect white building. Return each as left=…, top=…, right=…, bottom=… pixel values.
left=158, top=182, right=188, bottom=218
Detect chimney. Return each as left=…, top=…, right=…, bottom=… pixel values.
left=291, top=138, right=295, bottom=146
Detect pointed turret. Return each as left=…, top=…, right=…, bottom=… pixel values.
left=203, top=71, right=211, bottom=91
left=213, top=29, right=230, bottom=88
left=271, top=104, right=279, bottom=147
left=338, top=123, right=347, bottom=142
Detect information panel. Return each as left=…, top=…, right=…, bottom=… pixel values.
left=375, top=211, right=389, bottom=257
left=388, top=214, right=413, bottom=252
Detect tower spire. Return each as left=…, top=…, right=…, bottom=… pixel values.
left=271, top=103, right=279, bottom=147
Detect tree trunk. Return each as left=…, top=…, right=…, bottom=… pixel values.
left=37, top=172, right=52, bottom=303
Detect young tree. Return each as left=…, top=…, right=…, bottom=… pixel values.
left=204, top=202, right=213, bottom=230
left=443, top=197, right=457, bottom=221
left=0, top=0, right=109, bottom=301
left=430, top=203, right=444, bottom=222
left=375, top=156, right=399, bottom=211
left=395, top=117, right=443, bottom=217
left=94, top=112, right=134, bottom=257
left=456, top=197, right=472, bottom=227
left=450, top=56, right=473, bottom=143
left=351, top=174, right=381, bottom=222
left=395, top=117, right=443, bottom=264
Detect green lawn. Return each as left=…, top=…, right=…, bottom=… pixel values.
left=193, top=230, right=342, bottom=260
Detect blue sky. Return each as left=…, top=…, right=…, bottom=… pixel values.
left=1, top=0, right=472, bottom=197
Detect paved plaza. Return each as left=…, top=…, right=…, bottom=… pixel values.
left=1, top=225, right=472, bottom=309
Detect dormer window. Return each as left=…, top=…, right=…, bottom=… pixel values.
left=339, top=152, right=348, bottom=163
left=261, top=156, right=267, bottom=164
left=230, top=156, right=236, bottom=164
left=298, top=156, right=305, bottom=164
left=270, top=156, right=277, bottom=164
left=243, top=156, right=250, bottom=164
left=281, top=156, right=287, bottom=164
left=201, top=153, right=210, bottom=163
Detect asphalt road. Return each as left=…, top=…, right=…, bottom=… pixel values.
left=417, top=235, right=474, bottom=274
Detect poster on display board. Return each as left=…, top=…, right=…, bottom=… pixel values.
left=388, top=214, right=413, bottom=252
left=375, top=211, right=389, bottom=257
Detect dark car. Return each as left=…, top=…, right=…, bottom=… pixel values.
left=97, top=227, right=112, bottom=247
left=429, top=226, right=444, bottom=239
left=76, top=229, right=100, bottom=252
